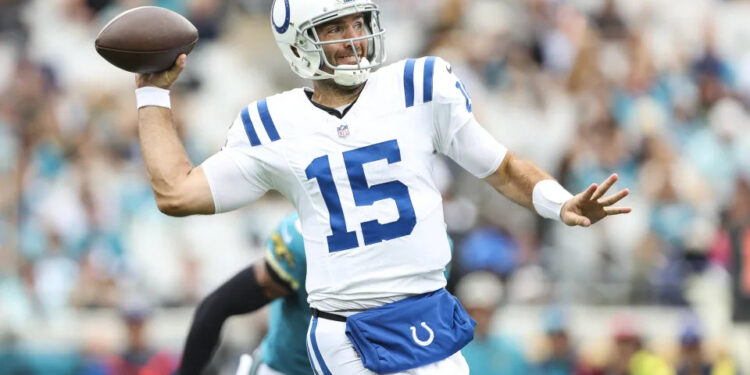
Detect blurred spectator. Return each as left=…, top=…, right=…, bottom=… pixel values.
left=710, top=177, right=750, bottom=270
left=605, top=316, right=673, bottom=375
left=105, top=302, right=177, bottom=375
left=676, top=317, right=737, bottom=375
left=593, top=0, right=627, bottom=41
left=458, top=271, right=530, bottom=375
left=692, top=22, right=734, bottom=91
left=533, top=308, right=584, bottom=375
left=33, top=232, right=79, bottom=316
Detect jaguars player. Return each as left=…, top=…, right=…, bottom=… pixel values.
left=133, top=0, right=631, bottom=373
left=176, top=213, right=310, bottom=375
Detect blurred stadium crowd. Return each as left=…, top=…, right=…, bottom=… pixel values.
left=0, top=0, right=749, bottom=373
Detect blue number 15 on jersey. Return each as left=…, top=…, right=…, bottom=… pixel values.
left=305, top=139, right=416, bottom=252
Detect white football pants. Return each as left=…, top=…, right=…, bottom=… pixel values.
left=305, top=316, right=469, bottom=375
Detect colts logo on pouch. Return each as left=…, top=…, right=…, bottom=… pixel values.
left=410, top=322, right=435, bottom=347
left=337, top=124, right=350, bottom=138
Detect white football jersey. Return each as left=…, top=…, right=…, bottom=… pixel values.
left=202, top=57, right=507, bottom=312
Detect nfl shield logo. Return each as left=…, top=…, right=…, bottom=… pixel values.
left=337, top=124, right=350, bottom=138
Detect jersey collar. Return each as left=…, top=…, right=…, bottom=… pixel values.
left=302, top=75, right=376, bottom=120
left=303, top=88, right=357, bottom=119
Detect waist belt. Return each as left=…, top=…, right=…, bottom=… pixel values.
left=310, top=308, right=347, bottom=322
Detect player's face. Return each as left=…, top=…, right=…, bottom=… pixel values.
left=315, top=13, right=369, bottom=70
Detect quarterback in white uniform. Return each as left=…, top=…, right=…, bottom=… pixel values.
left=203, top=55, right=499, bottom=314
left=132, top=0, right=631, bottom=373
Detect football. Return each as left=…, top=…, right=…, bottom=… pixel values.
left=95, top=6, right=198, bottom=74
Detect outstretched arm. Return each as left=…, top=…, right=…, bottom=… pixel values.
left=176, top=261, right=290, bottom=375
left=485, top=152, right=630, bottom=226
left=429, top=56, right=630, bottom=226
left=136, top=54, right=214, bottom=216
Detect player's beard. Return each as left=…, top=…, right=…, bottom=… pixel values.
left=317, top=76, right=365, bottom=94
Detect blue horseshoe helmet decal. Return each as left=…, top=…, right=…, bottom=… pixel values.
left=272, top=0, right=291, bottom=34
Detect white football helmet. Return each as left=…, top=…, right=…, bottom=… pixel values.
left=270, top=0, right=386, bottom=86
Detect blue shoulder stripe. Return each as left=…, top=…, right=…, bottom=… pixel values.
left=423, top=56, right=437, bottom=103
left=404, top=59, right=416, bottom=108
left=257, top=99, right=280, bottom=142
left=240, top=106, right=261, bottom=146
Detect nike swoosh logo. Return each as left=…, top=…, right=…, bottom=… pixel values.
left=446, top=64, right=453, bottom=73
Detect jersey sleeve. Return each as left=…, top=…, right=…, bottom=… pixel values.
left=431, top=57, right=507, bottom=178
left=444, top=118, right=507, bottom=178
left=264, top=213, right=306, bottom=292
left=200, top=110, right=272, bottom=213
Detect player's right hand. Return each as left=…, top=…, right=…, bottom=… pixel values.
left=136, top=54, right=186, bottom=90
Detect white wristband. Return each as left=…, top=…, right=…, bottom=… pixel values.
left=532, top=179, right=574, bottom=221
left=135, top=87, right=171, bottom=109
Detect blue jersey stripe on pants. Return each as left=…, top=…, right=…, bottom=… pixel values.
left=309, top=317, right=332, bottom=375
left=305, top=341, right=320, bottom=375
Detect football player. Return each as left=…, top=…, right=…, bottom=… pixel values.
left=133, top=0, right=631, bottom=373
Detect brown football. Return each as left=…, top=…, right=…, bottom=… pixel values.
left=95, top=6, right=198, bottom=74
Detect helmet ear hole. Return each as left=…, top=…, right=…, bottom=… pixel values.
left=290, top=46, right=300, bottom=58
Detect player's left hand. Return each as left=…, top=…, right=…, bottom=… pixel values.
left=560, top=173, right=631, bottom=227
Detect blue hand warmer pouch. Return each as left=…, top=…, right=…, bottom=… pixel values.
left=344, top=288, right=476, bottom=374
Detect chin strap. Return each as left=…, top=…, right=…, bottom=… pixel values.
left=333, top=57, right=371, bottom=86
